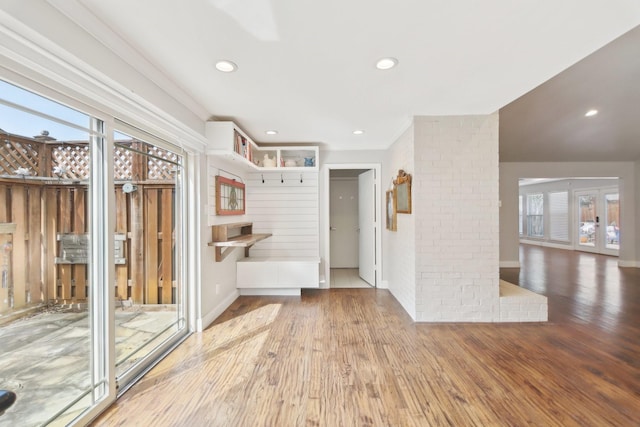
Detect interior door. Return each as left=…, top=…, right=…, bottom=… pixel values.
left=575, top=189, right=619, bottom=256
left=329, top=178, right=359, bottom=268
left=358, top=170, right=376, bottom=285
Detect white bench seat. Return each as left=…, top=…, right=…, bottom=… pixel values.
left=237, top=257, right=320, bottom=296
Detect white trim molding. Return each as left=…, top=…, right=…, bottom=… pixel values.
left=499, top=261, right=521, bottom=268
left=618, top=260, right=639, bottom=268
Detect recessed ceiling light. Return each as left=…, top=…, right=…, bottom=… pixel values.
left=585, top=109, right=598, bottom=117
left=376, top=57, right=398, bottom=70
left=215, top=60, right=237, bottom=73
left=353, top=130, right=364, bottom=135
left=265, top=130, right=278, bottom=135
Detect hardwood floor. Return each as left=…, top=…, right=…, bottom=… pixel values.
left=92, top=245, right=640, bottom=426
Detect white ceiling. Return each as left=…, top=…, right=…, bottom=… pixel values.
left=69, top=0, right=640, bottom=153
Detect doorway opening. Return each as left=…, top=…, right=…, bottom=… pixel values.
left=323, top=164, right=382, bottom=289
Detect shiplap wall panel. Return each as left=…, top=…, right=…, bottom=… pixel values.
left=246, top=172, right=319, bottom=259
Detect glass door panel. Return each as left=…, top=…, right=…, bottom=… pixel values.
left=576, top=189, right=619, bottom=256
left=0, top=80, right=106, bottom=426
left=112, top=130, right=188, bottom=387
left=577, top=193, right=597, bottom=250
left=604, top=193, right=620, bottom=251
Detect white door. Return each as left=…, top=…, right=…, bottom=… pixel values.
left=329, top=178, right=359, bottom=267
left=358, top=169, right=376, bottom=285
left=575, top=189, right=619, bottom=256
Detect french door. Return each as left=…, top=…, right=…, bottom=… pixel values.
left=575, top=189, right=619, bottom=256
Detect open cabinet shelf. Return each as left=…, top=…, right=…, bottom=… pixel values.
left=206, top=121, right=318, bottom=171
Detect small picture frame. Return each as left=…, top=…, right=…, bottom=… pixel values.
left=394, top=170, right=412, bottom=214
left=386, top=190, right=397, bottom=231
left=215, top=176, right=245, bottom=215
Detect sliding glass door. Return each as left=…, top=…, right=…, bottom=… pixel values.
left=111, top=127, right=189, bottom=389
left=0, top=79, right=107, bottom=426
left=0, top=79, right=191, bottom=425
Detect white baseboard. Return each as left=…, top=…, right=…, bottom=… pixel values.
left=500, top=261, right=521, bottom=268
left=618, top=260, right=639, bottom=268
left=239, top=288, right=301, bottom=296
left=196, top=289, right=239, bottom=332
left=378, top=280, right=389, bottom=289
left=520, top=239, right=573, bottom=250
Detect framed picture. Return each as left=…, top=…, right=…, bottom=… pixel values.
left=215, top=176, right=245, bottom=215
left=393, top=170, right=412, bottom=214
left=386, top=190, right=397, bottom=231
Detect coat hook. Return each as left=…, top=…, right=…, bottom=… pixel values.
left=281, top=174, right=284, bottom=183
left=300, top=174, right=303, bottom=183
left=261, top=174, right=265, bottom=183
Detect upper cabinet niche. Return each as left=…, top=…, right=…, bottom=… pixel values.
left=206, top=121, right=318, bottom=171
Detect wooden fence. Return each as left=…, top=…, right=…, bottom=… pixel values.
left=0, top=131, right=177, bottom=315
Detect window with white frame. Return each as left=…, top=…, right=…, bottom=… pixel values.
left=526, top=193, right=544, bottom=237
left=519, top=195, right=523, bottom=235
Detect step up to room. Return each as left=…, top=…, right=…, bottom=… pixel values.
left=499, top=280, right=548, bottom=322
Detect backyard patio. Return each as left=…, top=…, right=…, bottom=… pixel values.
left=0, top=305, right=179, bottom=426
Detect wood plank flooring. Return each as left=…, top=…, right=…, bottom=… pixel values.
left=92, top=245, right=640, bottom=426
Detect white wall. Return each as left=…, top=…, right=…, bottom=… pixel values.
left=198, top=160, right=321, bottom=329
left=500, top=162, right=637, bottom=267
left=384, top=126, right=416, bottom=319
left=413, top=115, right=500, bottom=322
left=198, top=156, right=251, bottom=330
left=246, top=171, right=319, bottom=258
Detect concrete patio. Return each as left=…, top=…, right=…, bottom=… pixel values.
left=0, top=305, right=178, bottom=426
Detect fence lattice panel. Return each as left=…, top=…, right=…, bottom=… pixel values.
left=148, top=145, right=179, bottom=180
left=52, top=144, right=90, bottom=179
left=114, top=145, right=133, bottom=180
left=0, top=136, right=40, bottom=176
left=1, top=135, right=180, bottom=182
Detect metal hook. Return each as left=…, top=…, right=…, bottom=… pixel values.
left=281, top=174, right=284, bottom=183
left=300, top=174, right=303, bottom=183
left=262, top=174, right=265, bottom=183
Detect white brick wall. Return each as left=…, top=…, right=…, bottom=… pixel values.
left=386, top=126, right=416, bottom=320
left=413, top=115, right=500, bottom=322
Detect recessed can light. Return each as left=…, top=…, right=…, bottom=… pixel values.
left=353, top=130, right=364, bottom=135
left=376, top=57, right=398, bottom=70
left=265, top=130, right=278, bottom=135
left=585, top=109, right=598, bottom=117
left=215, top=60, right=237, bottom=73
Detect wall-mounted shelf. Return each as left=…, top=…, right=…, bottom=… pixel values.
left=205, top=121, right=319, bottom=171
left=208, top=222, right=271, bottom=262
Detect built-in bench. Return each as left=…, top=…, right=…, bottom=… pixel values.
left=210, top=222, right=320, bottom=295
left=236, top=257, right=320, bottom=296
left=499, top=280, right=548, bottom=322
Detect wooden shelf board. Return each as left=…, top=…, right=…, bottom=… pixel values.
left=208, top=233, right=272, bottom=248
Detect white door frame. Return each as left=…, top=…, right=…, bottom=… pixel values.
left=322, top=163, right=382, bottom=289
